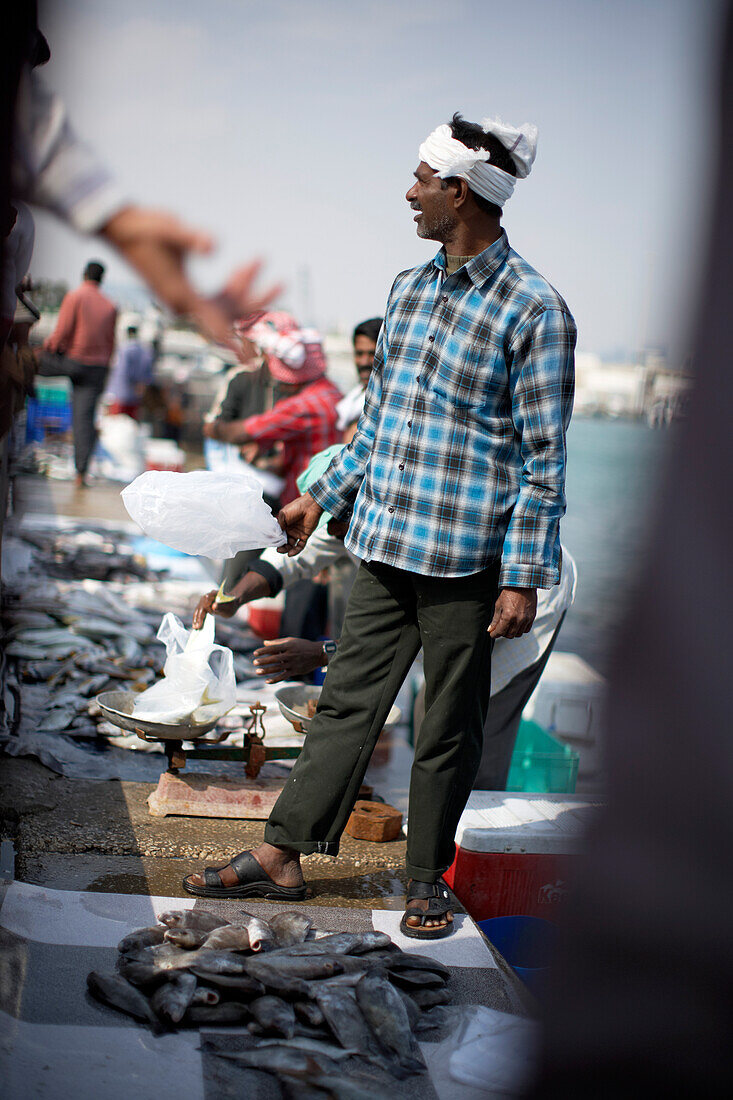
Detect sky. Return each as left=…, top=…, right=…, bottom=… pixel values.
left=32, top=0, right=724, bottom=359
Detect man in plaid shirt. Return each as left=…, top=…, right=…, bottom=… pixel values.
left=204, top=311, right=341, bottom=504
left=185, top=114, right=575, bottom=938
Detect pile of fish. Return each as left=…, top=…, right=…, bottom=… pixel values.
left=1, top=526, right=259, bottom=762
left=89, top=907, right=452, bottom=1095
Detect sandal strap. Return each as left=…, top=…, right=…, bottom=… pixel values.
left=406, top=879, right=449, bottom=903
left=203, top=866, right=224, bottom=887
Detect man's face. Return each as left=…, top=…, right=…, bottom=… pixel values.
left=353, top=334, right=377, bottom=387
left=405, top=162, right=457, bottom=242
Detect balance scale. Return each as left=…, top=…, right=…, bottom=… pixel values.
left=96, top=687, right=320, bottom=820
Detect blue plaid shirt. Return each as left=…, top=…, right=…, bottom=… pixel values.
left=310, top=232, right=575, bottom=587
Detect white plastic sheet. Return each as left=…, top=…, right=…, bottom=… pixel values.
left=121, top=470, right=287, bottom=558
left=132, top=613, right=236, bottom=724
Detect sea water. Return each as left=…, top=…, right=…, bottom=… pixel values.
left=560, top=416, right=673, bottom=671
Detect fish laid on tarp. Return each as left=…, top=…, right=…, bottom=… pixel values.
left=355, top=972, right=426, bottom=1073
left=150, top=971, right=197, bottom=1025
left=270, top=911, right=313, bottom=947
left=87, top=912, right=455, bottom=1095
left=87, top=971, right=157, bottom=1025
left=249, top=995, right=297, bottom=1038
left=158, top=909, right=229, bottom=932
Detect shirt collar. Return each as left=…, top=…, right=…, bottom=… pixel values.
left=432, top=229, right=510, bottom=287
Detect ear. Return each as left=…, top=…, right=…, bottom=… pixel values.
left=450, top=177, right=471, bottom=210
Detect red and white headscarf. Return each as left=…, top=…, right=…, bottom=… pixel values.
left=236, top=310, right=327, bottom=384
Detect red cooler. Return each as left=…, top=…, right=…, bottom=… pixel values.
left=444, top=791, right=603, bottom=921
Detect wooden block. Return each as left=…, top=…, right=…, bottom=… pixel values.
left=345, top=800, right=403, bottom=842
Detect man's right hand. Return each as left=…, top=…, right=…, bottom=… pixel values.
left=277, top=492, right=323, bottom=556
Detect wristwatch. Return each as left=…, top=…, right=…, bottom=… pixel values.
left=322, top=640, right=337, bottom=664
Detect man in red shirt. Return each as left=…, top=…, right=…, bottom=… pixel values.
left=204, top=311, right=341, bottom=505
left=40, top=260, right=117, bottom=487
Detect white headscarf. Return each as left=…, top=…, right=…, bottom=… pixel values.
left=418, top=116, right=538, bottom=208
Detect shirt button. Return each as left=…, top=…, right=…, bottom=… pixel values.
left=442, top=295, right=448, bottom=302
left=407, top=420, right=412, bottom=427
left=399, top=464, right=404, bottom=470
left=388, top=507, right=395, bottom=513
left=416, top=375, right=420, bottom=383
left=428, top=335, right=434, bottom=342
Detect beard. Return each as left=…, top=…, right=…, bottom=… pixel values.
left=415, top=209, right=458, bottom=242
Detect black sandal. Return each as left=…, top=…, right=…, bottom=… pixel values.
left=399, top=880, right=454, bottom=940
left=182, top=851, right=308, bottom=901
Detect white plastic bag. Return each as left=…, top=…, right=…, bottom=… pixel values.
left=132, top=613, right=236, bottom=724
left=121, top=470, right=287, bottom=558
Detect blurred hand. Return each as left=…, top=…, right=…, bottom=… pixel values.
left=488, top=587, right=537, bottom=639
left=253, top=637, right=325, bottom=683
left=192, top=572, right=272, bottom=630
left=192, top=589, right=240, bottom=629
left=277, top=491, right=323, bottom=555
left=239, top=441, right=260, bottom=464
left=101, top=206, right=281, bottom=358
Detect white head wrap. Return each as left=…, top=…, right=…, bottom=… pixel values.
left=418, top=116, right=538, bottom=208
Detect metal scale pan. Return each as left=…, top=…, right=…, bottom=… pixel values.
left=97, top=690, right=223, bottom=741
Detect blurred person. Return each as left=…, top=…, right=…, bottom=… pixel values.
left=4, top=13, right=277, bottom=368
left=336, top=316, right=383, bottom=441
left=184, top=114, right=575, bottom=940
left=529, top=5, right=733, bottom=1095
left=39, top=259, right=116, bottom=487
left=105, top=323, right=153, bottom=418
left=205, top=311, right=342, bottom=504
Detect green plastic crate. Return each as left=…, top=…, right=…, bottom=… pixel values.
left=34, top=378, right=71, bottom=405
left=507, top=719, right=578, bottom=794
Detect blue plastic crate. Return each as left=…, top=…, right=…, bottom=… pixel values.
left=25, top=396, right=73, bottom=442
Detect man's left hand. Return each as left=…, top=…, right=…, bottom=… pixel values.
left=488, top=587, right=537, bottom=639
left=253, top=638, right=326, bottom=683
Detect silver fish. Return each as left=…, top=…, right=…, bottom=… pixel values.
left=267, top=933, right=364, bottom=958
left=258, top=1037, right=359, bottom=1062
left=158, top=909, right=229, bottom=932
left=212, top=1047, right=342, bottom=1078
left=408, top=986, right=451, bottom=1009
left=386, top=951, right=450, bottom=979
left=191, top=986, right=220, bottom=1006
left=311, top=986, right=385, bottom=1062
left=150, top=971, right=197, bottom=1025
left=270, top=911, right=313, bottom=947
left=189, top=969, right=265, bottom=997
left=121, top=946, right=248, bottom=980
left=201, top=924, right=251, bottom=952
left=164, top=928, right=208, bottom=949
left=118, top=926, right=167, bottom=954
left=389, top=968, right=446, bottom=989
left=87, top=971, right=157, bottom=1024
left=237, top=911, right=275, bottom=952
left=355, top=972, right=425, bottom=1074
left=247, top=955, right=344, bottom=983
left=294, top=1001, right=325, bottom=1027
left=249, top=995, right=296, bottom=1038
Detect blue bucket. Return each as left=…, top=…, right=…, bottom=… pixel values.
left=478, top=915, right=558, bottom=997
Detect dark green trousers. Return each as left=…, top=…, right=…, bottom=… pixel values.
left=264, top=557, right=500, bottom=881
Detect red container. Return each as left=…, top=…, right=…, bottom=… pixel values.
left=444, top=849, right=575, bottom=921
left=247, top=592, right=284, bottom=640
left=444, top=792, right=603, bottom=922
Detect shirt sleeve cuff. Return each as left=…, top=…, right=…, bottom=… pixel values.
left=247, top=558, right=283, bottom=597
left=308, top=476, right=353, bottom=521
left=499, top=563, right=559, bottom=589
